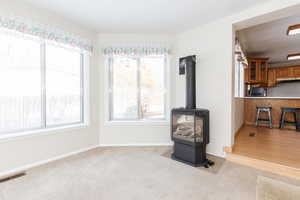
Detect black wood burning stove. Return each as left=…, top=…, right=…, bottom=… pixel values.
left=171, top=55, right=214, bottom=168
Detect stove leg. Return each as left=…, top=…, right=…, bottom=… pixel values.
left=207, top=160, right=215, bottom=166
left=203, top=159, right=215, bottom=168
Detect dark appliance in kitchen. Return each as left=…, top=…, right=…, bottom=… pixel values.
left=248, top=87, right=267, bottom=97
left=171, top=55, right=214, bottom=168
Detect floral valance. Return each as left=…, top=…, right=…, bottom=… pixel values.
left=0, top=16, right=93, bottom=52
left=103, top=46, right=170, bottom=56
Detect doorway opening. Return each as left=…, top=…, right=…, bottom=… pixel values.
left=231, top=8, right=300, bottom=177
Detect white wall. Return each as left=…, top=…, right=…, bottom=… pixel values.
left=0, top=0, right=100, bottom=174
left=174, top=18, right=234, bottom=157
left=1, top=0, right=300, bottom=174
left=95, top=0, right=300, bottom=157
left=232, top=98, right=244, bottom=139
left=268, top=81, right=300, bottom=97
left=231, top=30, right=244, bottom=143
left=98, top=34, right=175, bottom=146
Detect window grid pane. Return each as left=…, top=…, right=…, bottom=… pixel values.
left=111, top=57, right=139, bottom=120
left=140, top=56, right=165, bottom=120
left=109, top=56, right=166, bottom=121
left=45, top=42, right=82, bottom=126
left=0, top=30, right=42, bottom=133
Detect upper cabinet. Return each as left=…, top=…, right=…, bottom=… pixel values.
left=263, top=65, right=300, bottom=88
left=276, top=67, right=294, bottom=79
left=268, top=68, right=277, bottom=87
left=245, top=58, right=269, bottom=84
left=293, top=67, right=300, bottom=77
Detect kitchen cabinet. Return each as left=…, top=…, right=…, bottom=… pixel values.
left=244, top=64, right=300, bottom=88
left=276, top=67, right=294, bottom=79
left=260, top=60, right=268, bottom=83
left=292, top=66, right=300, bottom=78
left=268, top=68, right=277, bottom=87
left=245, top=58, right=269, bottom=84
left=244, top=68, right=249, bottom=83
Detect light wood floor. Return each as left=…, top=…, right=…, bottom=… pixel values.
left=233, top=125, right=300, bottom=169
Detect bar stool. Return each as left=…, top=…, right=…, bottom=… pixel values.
left=279, top=107, right=300, bottom=131
left=255, top=106, right=272, bottom=128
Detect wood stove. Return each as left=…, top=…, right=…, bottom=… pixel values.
left=171, top=55, right=214, bottom=168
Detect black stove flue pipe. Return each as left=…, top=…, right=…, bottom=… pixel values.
left=179, top=55, right=196, bottom=109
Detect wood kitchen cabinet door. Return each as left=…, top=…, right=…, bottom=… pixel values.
left=268, top=68, right=277, bottom=87
left=246, top=58, right=269, bottom=84
left=276, top=67, right=293, bottom=78
left=260, top=60, right=268, bottom=82
left=293, top=66, right=300, bottom=78
left=244, top=68, right=249, bottom=83
left=248, top=60, right=258, bottom=83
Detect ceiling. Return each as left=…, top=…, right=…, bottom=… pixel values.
left=238, top=14, right=300, bottom=64
left=21, top=0, right=266, bottom=34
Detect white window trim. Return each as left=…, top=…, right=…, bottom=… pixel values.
left=104, top=55, right=170, bottom=126
left=0, top=37, right=90, bottom=139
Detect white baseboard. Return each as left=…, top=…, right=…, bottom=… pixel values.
left=207, top=151, right=225, bottom=158
left=99, top=143, right=225, bottom=157
left=0, top=145, right=100, bottom=179
left=99, top=143, right=173, bottom=147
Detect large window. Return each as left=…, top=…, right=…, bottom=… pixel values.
left=108, top=55, right=168, bottom=121
left=0, top=28, right=85, bottom=135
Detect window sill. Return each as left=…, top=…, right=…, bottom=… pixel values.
left=0, top=123, right=89, bottom=143
left=104, top=120, right=169, bottom=127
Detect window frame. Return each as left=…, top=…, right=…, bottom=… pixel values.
left=0, top=30, right=89, bottom=137
left=105, top=54, right=170, bottom=125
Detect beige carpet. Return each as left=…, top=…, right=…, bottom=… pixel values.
left=257, top=176, right=300, bottom=200
left=0, top=147, right=300, bottom=200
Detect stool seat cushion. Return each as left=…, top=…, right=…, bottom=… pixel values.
left=257, top=107, right=272, bottom=109
left=281, top=107, right=300, bottom=111
left=256, top=107, right=272, bottom=112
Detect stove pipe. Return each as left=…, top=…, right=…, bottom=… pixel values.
left=180, top=55, right=196, bottom=109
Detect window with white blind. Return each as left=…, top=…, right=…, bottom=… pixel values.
left=0, top=28, right=87, bottom=135
left=107, top=55, right=168, bottom=122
